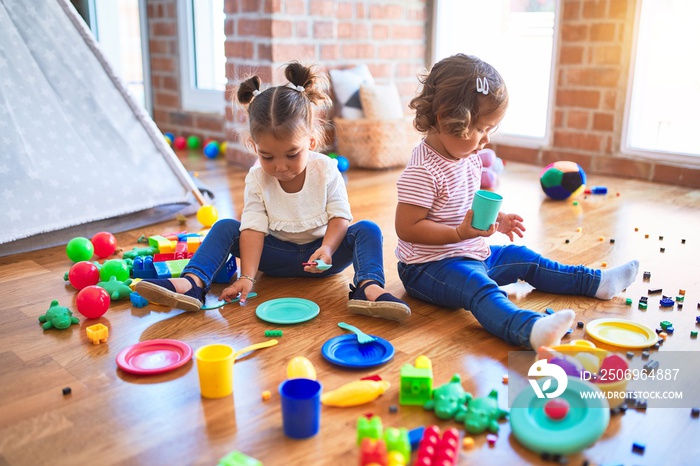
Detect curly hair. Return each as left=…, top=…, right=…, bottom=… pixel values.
left=235, top=61, right=332, bottom=151
left=410, top=54, right=508, bottom=137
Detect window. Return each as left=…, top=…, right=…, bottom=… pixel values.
left=433, top=0, right=558, bottom=145
left=624, top=0, right=700, bottom=158
left=177, top=0, right=226, bottom=113
left=74, top=0, right=151, bottom=113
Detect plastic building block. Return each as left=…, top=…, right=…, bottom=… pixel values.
left=39, top=300, right=79, bottom=330
left=544, top=308, right=554, bottom=315
left=639, top=302, right=648, bottom=310
left=414, top=425, right=459, bottom=466
left=643, top=271, right=651, bottom=280
left=407, top=426, right=425, bottom=451
left=148, top=235, right=175, bottom=253
left=360, top=438, right=387, bottom=466
left=86, top=323, right=109, bottom=345
left=502, top=374, right=509, bottom=384
left=424, top=374, right=472, bottom=420
left=213, top=254, right=238, bottom=284
left=577, top=321, right=584, bottom=328
left=585, top=186, right=607, bottom=194
left=660, top=320, right=673, bottom=330
left=388, top=405, right=398, bottom=413
left=186, top=236, right=203, bottom=252
left=609, top=238, right=615, bottom=243
left=261, top=390, right=271, bottom=401
left=217, top=450, right=262, bottom=466
left=659, top=236, right=663, bottom=240
left=666, top=326, right=675, bottom=334
left=640, top=296, right=648, bottom=303
left=601, top=261, right=607, bottom=267
left=153, top=251, right=194, bottom=262
left=264, top=330, right=283, bottom=337
left=462, top=437, right=474, bottom=450
left=676, top=295, right=685, bottom=302
left=632, top=442, right=645, bottom=454
left=691, top=331, right=698, bottom=338
left=625, top=298, right=632, bottom=305
left=660, top=247, right=665, bottom=253
left=63, top=387, right=72, bottom=395
left=399, top=355, right=433, bottom=406
left=454, top=389, right=508, bottom=434
left=649, top=288, right=662, bottom=294
left=691, top=408, right=700, bottom=418
left=626, top=351, right=634, bottom=359
left=641, top=351, right=650, bottom=360
left=132, top=255, right=157, bottom=279
left=386, top=450, right=406, bottom=466
left=153, top=259, right=190, bottom=279
left=130, top=292, right=148, bottom=308
left=659, top=332, right=668, bottom=340
left=486, top=433, right=497, bottom=446
left=642, top=360, right=659, bottom=373
left=384, top=427, right=410, bottom=464
left=357, top=416, right=383, bottom=446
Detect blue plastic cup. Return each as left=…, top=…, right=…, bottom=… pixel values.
left=279, top=378, right=322, bottom=439
left=471, top=190, right=503, bottom=230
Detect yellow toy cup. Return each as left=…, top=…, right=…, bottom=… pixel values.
left=195, top=344, right=234, bottom=399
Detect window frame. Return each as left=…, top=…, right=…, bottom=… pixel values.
left=621, top=0, right=700, bottom=165
left=429, top=0, right=561, bottom=149
left=176, top=0, right=225, bottom=114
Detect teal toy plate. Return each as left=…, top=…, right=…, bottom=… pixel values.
left=255, top=298, right=320, bottom=324
left=510, top=377, right=610, bottom=455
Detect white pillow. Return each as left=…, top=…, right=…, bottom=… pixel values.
left=360, top=83, right=404, bottom=120
left=329, top=65, right=374, bottom=120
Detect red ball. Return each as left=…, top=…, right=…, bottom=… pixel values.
left=544, top=398, right=570, bottom=420
left=68, top=261, right=101, bottom=290
left=173, top=136, right=187, bottom=150
left=91, top=231, right=117, bottom=259
left=76, top=286, right=111, bottom=319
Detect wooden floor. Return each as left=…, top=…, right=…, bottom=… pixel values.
left=1, top=152, right=700, bottom=466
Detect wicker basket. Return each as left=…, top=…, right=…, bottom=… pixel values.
left=334, top=116, right=421, bottom=169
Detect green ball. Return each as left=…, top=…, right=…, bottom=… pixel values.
left=186, top=136, right=201, bottom=149
left=327, top=152, right=338, bottom=159
left=66, top=237, right=94, bottom=263
left=99, top=259, right=130, bottom=282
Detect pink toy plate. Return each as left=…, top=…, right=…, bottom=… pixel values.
left=116, top=339, right=193, bottom=375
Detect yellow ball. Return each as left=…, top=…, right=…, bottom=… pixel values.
left=219, top=141, right=228, bottom=154
left=197, top=205, right=218, bottom=227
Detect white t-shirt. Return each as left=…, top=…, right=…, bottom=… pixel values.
left=240, top=152, right=353, bottom=244
left=396, top=140, right=490, bottom=264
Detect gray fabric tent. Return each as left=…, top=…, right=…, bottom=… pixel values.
left=0, top=0, right=206, bottom=257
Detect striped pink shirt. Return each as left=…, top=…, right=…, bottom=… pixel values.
left=396, top=140, right=491, bottom=264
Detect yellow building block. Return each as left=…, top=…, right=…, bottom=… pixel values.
left=86, top=323, right=109, bottom=345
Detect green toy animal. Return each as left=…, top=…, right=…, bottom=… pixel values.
left=424, top=373, right=473, bottom=420
left=97, top=276, right=133, bottom=300
left=39, top=300, right=79, bottom=330
left=454, top=389, right=509, bottom=434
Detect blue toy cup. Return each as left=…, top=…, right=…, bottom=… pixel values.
left=279, top=378, right=322, bottom=439
left=471, top=189, right=503, bottom=230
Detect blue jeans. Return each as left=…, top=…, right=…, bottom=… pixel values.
left=182, top=219, right=386, bottom=290
left=397, top=245, right=602, bottom=348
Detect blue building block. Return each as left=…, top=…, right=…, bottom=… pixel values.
left=213, top=254, right=238, bottom=284
left=153, top=261, right=171, bottom=279
left=407, top=426, right=425, bottom=451
left=130, top=292, right=149, bottom=308
left=132, top=255, right=157, bottom=279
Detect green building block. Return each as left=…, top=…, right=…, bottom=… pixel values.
left=384, top=427, right=410, bottom=464
left=264, top=330, right=283, bottom=337
left=399, top=355, right=433, bottom=406
left=676, top=295, right=685, bottom=302
left=357, top=415, right=383, bottom=446
left=660, top=320, right=673, bottom=330
left=638, top=302, right=648, bottom=310
left=625, top=298, right=633, bottom=305
left=217, top=450, right=262, bottom=466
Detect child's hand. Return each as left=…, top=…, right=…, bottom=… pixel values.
left=219, top=279, right=254, bottom=304
left=456, top=209, right=498, bottom=240
left=496, top=212, right=526, bottom=241
left=304, top=245, right=333, bottom=273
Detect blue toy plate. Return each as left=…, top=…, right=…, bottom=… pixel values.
left=321, top=334, right=395, bottom=369
left=255, top=297, right=320, bottom=324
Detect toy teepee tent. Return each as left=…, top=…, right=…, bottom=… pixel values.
left=0, top=0, right=206, bottom=257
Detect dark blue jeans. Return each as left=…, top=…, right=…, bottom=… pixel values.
left=182, top=219, right=386, bottom=289
left=397, top=245, right=601, bottom=348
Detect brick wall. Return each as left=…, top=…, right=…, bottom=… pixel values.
left=492, top=0, right=700, bottom=188
left=147, top=0, right=226, bottom=143
left=223, top=0, right=428, bottom=166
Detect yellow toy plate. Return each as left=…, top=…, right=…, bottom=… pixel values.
left=585, top=318, right=658, bottom=349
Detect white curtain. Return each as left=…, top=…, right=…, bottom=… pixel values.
left=0, top=0, right=192, bottom=245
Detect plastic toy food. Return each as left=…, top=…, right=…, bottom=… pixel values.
left=424, top=374, right=473, bottom=420
left=321, top=379, right=391, bottom=407
left=454, top=389, right=509, bottom=434
left=287, top=356, right=316, bottom=380
left=39, top=300, right=79, bottom=330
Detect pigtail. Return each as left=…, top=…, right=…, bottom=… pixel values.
left=284, top=61, right=332, bottom=108
left=237, top=76, right=262, bottom=105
